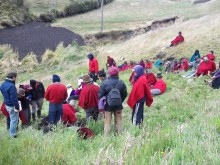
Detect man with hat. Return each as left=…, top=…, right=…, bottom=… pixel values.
left=1, top=72, right=19, bottom=138
left=127, top=65, right=153, bottom=126
left=45, top=74, right=67, bottom=125
left=150, top=73, right=166, bottom=95
left=78, top=74, right=99, bottom=122
left=98, top=67, right=127, bottom=136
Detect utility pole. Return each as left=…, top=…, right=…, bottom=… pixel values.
left=100, top=0, right=104, bottom=32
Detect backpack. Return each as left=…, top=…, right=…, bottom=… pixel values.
left=107, top=81, right=122, bottom=107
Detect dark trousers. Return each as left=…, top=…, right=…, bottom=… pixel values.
left=85, top=108, right=99, bottom=122
left=132, top=102, right=144, bottom=125
left=23, top=109, right=31, bottom=126
left=49, top=103, right=63, bottom=125
left=89, top=72, right=98, bottom=82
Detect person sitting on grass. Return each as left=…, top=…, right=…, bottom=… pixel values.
left=179, top=58, right=189, bottom=72
left=190, top=50, right=201, bottom=64
left=195, top=57, right=216, bottom=77
left=127, top=65, right=153, bottom=126
left=170, top=31, right=184, bottom=47
left=172, top=59, right=180, bottom=74
left=150, top=73, right=166, bottom=96
left=62, top=100, right=77, bottom=127
left=183, top=57, right=201, bottom=78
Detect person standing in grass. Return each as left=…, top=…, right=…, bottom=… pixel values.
left=29, top=79, right=45, bottom=121
left=127, top=65, right=153, bottom=126
left=0, top=72, right=19, bottom=138
left=87, top=53, right=99, bottom=82
left=45, top=74, right=67, bottom=125
left=98, top=67, right=127, bottom=136
left=78, top=75, right=100, bottom=122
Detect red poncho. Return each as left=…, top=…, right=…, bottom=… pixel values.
left=62, top=104, right=77, bottom=126
left=171, top=35, right=184, bottom=46
left=152, top=79, right=166, bottom=94
left=89, top=58, right=99, bottom=73
left=196, top=60, right=216, bottom=76
left=78, top=83, right=99, bottom=109
left=145, top=62, right=152, bottom=69
left=129, top=72, right=135, bottom=85
left=145, top=73, right=156, bottom=86
left=202, top=54, right=215, bottom=61
left=127, top=75, right=153, bottom=110
left=179, top=59, right=189, bottom=71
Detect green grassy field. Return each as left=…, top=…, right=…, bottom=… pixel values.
left=0, top=0, right=220, bottom=164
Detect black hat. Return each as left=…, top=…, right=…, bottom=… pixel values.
left=156, top=73, right=163, bottom=78
left=7, top=72, right=17, bottom=79
left=52, top=74, right=60, bottom=83
left=98, top=69, right=106, bottom=77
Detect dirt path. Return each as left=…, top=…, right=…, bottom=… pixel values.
left=0, top=22, right=84, bottom=61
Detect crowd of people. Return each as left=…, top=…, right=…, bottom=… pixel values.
left=1, top=32, right=219, bottom=138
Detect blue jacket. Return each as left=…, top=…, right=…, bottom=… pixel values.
left=190, top=53, right=201, bottom=62
left=1, top=79, right=19, bottom=109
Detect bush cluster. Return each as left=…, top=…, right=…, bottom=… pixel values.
left=39, top=0, right=113, bottom=22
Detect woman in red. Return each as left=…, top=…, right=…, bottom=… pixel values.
left=179, top=58, right=189, bottom=71
left=127, top=65, right=153, bottom=126
left=150, top=73, right=166, bottom=96
left=145, top=59, right=152, bottom=69
left=170, top=31, right=184, bottom=47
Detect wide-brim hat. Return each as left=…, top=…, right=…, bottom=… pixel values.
left=82, top=75, right=93, bottom=83
left=156, top=73, right=163, bottom=78
left=98, top=69, right=106, bottom=77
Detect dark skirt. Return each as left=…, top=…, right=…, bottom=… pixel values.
left=211, top=78, right=220, bottom=89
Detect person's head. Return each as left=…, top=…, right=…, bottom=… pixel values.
left=17, top=88, right=25, bottom=98
left=6, top=72, right=17, bottom=81
left=69, top=99, right=75, bottom=108
left=178, top=31, right=182, bottom=35
left=210, top=50, right=214, bottom=54
left=146, top=59, right=150, bottom=62
left=124, top=61, right=127, bottom=65
left=66, top=84, right=72, bottom=89
left=107, top=56, right=110, bottom=59
left=130, top=61, right=134, bottom=65
left=156, top=73, right=163, bottom=79
left=109, top=67, right=119, bottom=77
left=204, top=57, right=209, bottom=62
left=30, top=79, right=37, bottom=88
left=98, top=69, right=106, bottom=81
left=133, top=65, right=144, bottom=78
left=87, top=53, right=94, bottom=60
left=52, top=74, right=60, bottom=83
left=82, top=74, right=93, bottom=84
left=146, top=69, right=151, bottom=74
left=195, top=50, right=199, bottom=55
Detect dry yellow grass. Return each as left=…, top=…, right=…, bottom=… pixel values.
left=97, top=13, right=220, bottom=65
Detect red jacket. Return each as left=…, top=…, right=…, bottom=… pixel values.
left=145, top=73, right=156, bottom=86
left=45, top=83, right=67, bottom=104
left=202, top=54, right=215, bottom=61
left=78, top=83, right=99, bottom=109
left=196, top=60, right=216, bottom=76
left=179, top=59, right=189, bottom=71
left=127, top=75, right=153, bottom=110
left=1, top=102, right=26, bottom=125
left=89, top=58, right=99, bottom=73
left=171, top=35, right=184, bottom=46
left=62, top=104, right=77, bottom=126
left=152, top=79, right=166, bottom=94
left=129, top=72, right=135, bottom=85
left=145, top=62, right=152, bottom=69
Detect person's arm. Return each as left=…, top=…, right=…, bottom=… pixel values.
left=9, top=86, right=19, bottom=110
left=121, top=82, right=127, bottom=102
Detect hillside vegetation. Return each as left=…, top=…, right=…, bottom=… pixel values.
left=0, top=0, right=220, bottom=164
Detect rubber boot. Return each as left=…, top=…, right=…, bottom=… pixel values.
left=32, top=113, right=36, bottom=122
left=37, top=110, right=41, bottom=118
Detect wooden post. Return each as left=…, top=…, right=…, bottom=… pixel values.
left=100, top=0, right=104, bottom=32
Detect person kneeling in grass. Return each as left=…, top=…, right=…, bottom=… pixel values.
left=127, top=65, right=153, bottom=126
